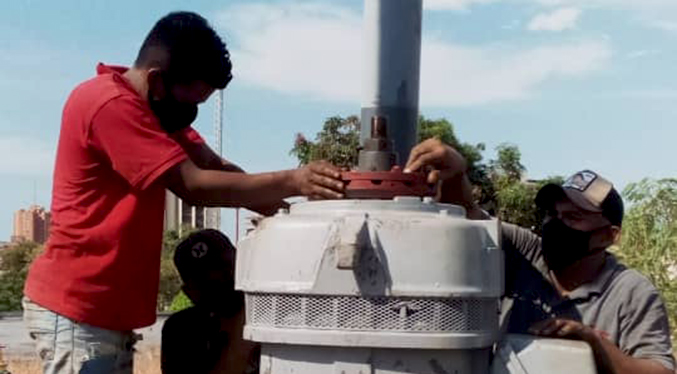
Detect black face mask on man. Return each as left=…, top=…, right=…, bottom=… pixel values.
left=148, top=74, right=198, bottom=133
left=541, top=218, right=608, bottom=272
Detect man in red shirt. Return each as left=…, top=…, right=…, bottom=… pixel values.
left=22, top=11, right=344, bottom=374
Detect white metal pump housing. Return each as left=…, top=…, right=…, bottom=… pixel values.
left=236, top=199, right=503, bottom=373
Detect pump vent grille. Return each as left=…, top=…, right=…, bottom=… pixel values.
left=246, top=293, right=497, bottom=333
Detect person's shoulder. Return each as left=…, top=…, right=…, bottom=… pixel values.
left=162, top=307, right=208, bottom=333
left=501, top=222, right=542, bottom=257
left=609, top=260, right=657, bottom=291
left=606, top=260, right=663, bottom=306
left=69, top=72, right=124, bottom=104
left=67, top=71, right=145, bottom=123
left=501, top=222, right=540, bottom=241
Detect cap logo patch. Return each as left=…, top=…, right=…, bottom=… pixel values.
left=563, top=171, right=597, bottom=192
left=191, top=242, right=208, bottom=259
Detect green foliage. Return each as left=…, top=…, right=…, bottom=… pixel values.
left=493, top=176, right=564, bottom=233
left=613, top=179, right=677, bottom=340
left=417, top=117, right=494, bottom=207
left=290, top=116, right=361, bottom=168
left=0, top=242, right=41, bottom=311
left=495, top=180, right=540, bottom=231
left=168, top=290, right=194, bottom=312
left=418, top=117, right=460, bottom=146
left=491, top=143, right=526, bottom=183
left=157, top=227, right=197, bottom=312
left=290, top=115, right=487, bottom=178
left=486, top=142, right=563, bottom=232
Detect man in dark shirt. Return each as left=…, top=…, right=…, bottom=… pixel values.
left=161, top=229, right=259, bottom=374
left=404, top=138, right=675, bottom=374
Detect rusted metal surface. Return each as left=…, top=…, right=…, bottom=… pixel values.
left=342, top=166, right=434, bottom=199
left=358, top=116, right=398, bottom=172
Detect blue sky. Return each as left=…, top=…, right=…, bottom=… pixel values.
left=0, top=0, right=676, bottom=241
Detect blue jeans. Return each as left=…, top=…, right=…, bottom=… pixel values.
left=22, top=298, right=140, bottom=374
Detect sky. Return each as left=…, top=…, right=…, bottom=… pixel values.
left=0, top=0, right=676, bottom=241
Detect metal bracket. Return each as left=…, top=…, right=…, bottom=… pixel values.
left=334, top=214, right=369, bottom=270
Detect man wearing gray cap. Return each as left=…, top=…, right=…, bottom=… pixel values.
left=405, top=139, right=674, bottom=374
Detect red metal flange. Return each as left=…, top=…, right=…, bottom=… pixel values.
left=341, top=166, right=435, bottom=199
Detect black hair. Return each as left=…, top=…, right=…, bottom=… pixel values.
left=135, top=11, right=232, bottom=89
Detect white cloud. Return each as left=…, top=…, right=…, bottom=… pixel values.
left=528, top=7, right=582, bottom=31
left=0, top=137, right=55, bottom=176
left=533, top=0, right=675, bottom=8
left=626, top=49, right=660, bottom=59
left=532, top=0, right=677, bottom=30
left=423, top=0, right=677, bottom=31
left=423, top=0, right=496, bottom=11
left=649, top=20, right=677, bottom=33
left=502, top=19, right=522, bottom=30
left=611, top=89, right=677, bottom=100
left=421, top=39, right=610, bottom=106
left=218, top=2, right=611, bottom=107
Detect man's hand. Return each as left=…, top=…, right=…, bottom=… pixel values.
left=404, top=139, right=487, bottom=219
left=529, top=318, right=603, bottom=342
left=404, top=138, right=467, bottom=185
left=291, top=161, right=345, bottom=200
left=529, top=318, right=672, bottom=374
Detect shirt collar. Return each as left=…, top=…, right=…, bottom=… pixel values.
left=96, top=63, right=128, bottom=76
left=567, top=253, right=624, bottom=300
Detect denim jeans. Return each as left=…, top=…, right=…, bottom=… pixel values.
left=22, top=298, right=140, bottom=374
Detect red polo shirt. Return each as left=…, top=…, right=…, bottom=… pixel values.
left=24, top=64, right=205, bottom=330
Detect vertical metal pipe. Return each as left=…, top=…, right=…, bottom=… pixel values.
left=361, top=0, right=422, bottom=167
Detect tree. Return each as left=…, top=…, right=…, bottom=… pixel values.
left=0, top=241, right=41, bottom=311
left=290, top=116, right=361, bottom=168
left=157, top=226, right=197, bottom=311
left=613, top=178, right=677, bottom=341
left=494, top=176, right=564, bottom=233
left=290, top=115, right=487, bottom=174
left=490, top=143, right=526, bottom=183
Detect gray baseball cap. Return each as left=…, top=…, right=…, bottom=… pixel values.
left=536, top=170, right=624, bottom=226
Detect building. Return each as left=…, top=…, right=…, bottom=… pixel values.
left=164, top=191, right=219, bottom=234
left=12, top=205, right=51, bottom=244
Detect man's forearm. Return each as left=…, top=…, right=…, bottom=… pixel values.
left=587, top=335, right=672, bottom=374
left=439, top=173, right=488, bottom=220
left=184, top=143, right=289, bottom=215
left=169, top=161, right=298, bottom=209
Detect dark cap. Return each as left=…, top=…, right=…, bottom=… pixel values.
left=173, top=229, right=236, bottom=283
left=536, top=170, right=624, bottom=226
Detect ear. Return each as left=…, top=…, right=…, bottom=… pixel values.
left=147, top=68, right=167, bottom=100
left=610, top=226, right=622, bottom=245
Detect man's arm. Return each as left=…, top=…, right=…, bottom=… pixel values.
left=165, top=158, right=344, bottom=209
left=211, top=310, right=259, bottom=374
left=529, top=319, right=673, bottom=374
left=179, top=140, right=288, bottom=215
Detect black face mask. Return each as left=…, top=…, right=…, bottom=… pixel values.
left=148, top=80, right=198, bottom=134
left=541, top=218, right=606, bottom=272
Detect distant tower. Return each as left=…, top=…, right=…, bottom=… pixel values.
left=206, top=90, right=224, bottom=230
left=165, top=91, right=224, bottom=235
